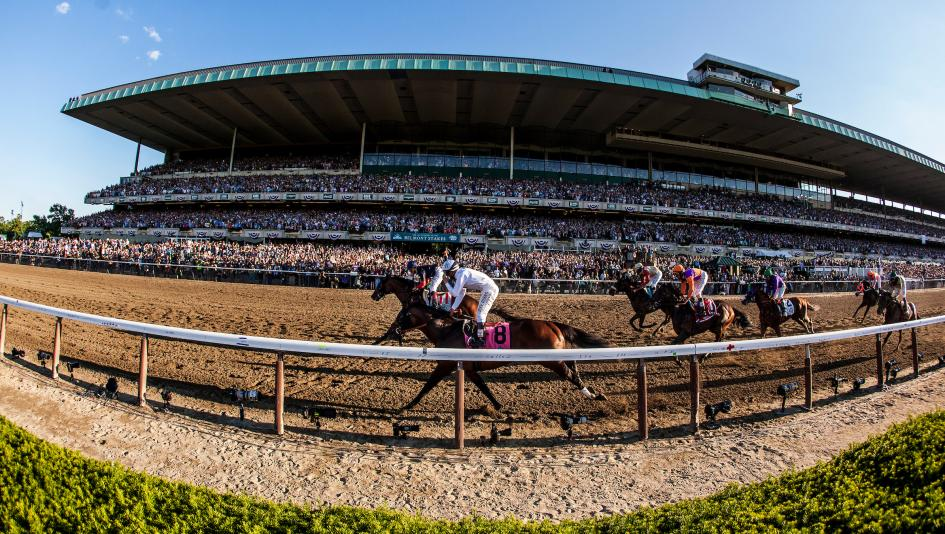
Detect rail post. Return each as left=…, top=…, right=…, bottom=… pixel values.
left=875, top=333, right=884, bottom=388
left=911, top=328, right=919, bottom=377
left=0, top=304, right=7, bottom=356
left=689, top=354, right=701, bottom=432
left=455, top=361, right=465, bottom=450
left=51, top=317, right=62, bottom=379
left=804, top=345, right=813, bottom=410
left=637, top=359, right=648, bottom=440
left=137, top=335, right=149, bottom=407
left=275, top=352, right=285, bottom=435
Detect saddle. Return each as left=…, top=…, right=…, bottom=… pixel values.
left=778, top=299, right=795, bottom=317
left=463, top=321, right=511, bottom=349
left=691, top=298, right=717, bottom=323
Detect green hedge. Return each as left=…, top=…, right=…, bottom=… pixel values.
left=1, top=411, right=944, bottom=533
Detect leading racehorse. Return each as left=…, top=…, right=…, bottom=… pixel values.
left=370, top=274, right=485, bottom=345
left=742, top=284, right=818, bottom=337
left=393, top=300, right=610, bottom=412
left=876, top=290, right=919, bottom=351
left=608, top=272, right=677, bottom=336
left=852, top=280, right=881, bottom=323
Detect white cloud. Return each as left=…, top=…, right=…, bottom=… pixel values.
left=118, top=35, right=129, bottom=44
left=115, top=8, right=131, bottom=19
left=146, top=50, right=161, bottom=61
left=143, top=26, right=161, bottom=43
left=55, top=2, right=70, bottom=14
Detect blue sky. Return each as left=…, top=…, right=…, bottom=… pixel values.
left=1, top=0, right=943, bottom=218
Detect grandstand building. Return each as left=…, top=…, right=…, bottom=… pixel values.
left=62, top=53, right=945, bottom=260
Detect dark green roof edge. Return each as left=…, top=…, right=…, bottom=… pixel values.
left=59, top=52, right=944, bottom=176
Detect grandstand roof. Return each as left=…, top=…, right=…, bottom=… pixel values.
left=61, top=53, right=945, bottom=209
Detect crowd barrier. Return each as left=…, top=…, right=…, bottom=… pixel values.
left=3, top=252, right=945, bottom=295
left=1, top=292, right=942, bottom=448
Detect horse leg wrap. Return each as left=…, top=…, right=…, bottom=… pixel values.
left=579, top=386, right=595, bottom=399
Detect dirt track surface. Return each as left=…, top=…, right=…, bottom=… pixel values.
left=1, top=263, right=945, bottom=520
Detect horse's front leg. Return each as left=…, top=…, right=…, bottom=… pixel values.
left=652, top=313, right=672, bottom=338
left=400, top=361, right=455, bottom=412
left=466, top=370, right=502, bottom=409
left=627, top=312, right=644, bottom=332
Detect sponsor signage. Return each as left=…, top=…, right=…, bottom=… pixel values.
left=527, top=199, right=541, bottom=207
left=390, top=232, right=460, bottom=243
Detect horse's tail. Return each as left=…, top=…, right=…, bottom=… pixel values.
left=491, top=306, right=519, bottom=321
left=733, top=307, right=752, bottom=328
left=556, top=322, right=613, bottom=348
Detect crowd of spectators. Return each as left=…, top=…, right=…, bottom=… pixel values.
left=3, top=239, right=944, bottom=284
left=70, top=206, right=945, bottom=259
left=135, top=155, right=358, bottom=176
left=87, top=172, right=945, bottom=239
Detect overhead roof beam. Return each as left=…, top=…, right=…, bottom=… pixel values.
left=329, top=79, right=369, bottom=125
left=272, top=82, right=331, bottom=141
left=222, top=87, right=296, bottom=144
left=181, top=92, right=261, bottom=145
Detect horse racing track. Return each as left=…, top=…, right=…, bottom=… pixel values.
left=2, top=262, right=945, bottom=519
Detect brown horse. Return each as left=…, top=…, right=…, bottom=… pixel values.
left=656, top=283, right=750, bottom=349
left=877, top=290, right=919, bottom=351
left=370, top=274, right=481, bottom=345
left=853, top=280, right=881, bottom=323
left=394, top=301, right=610, bottom=412
left=608, top=272, right=677, bottom=336
left=742, top=284, right=819, bottom=337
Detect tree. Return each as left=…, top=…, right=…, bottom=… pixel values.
left=28, top=204, right=76, bottom=237
left=0, top=215, right=29, bottom=238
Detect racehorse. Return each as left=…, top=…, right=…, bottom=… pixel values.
left=664, top=283, right=751, bottom=359
left=742, top=284, right=819, bottom=337
left=852, top=279, right=881, bottom=322
left=393, top=300, right=610, bottom=412
left=608, top=272, right=678, bottom=336
left=876, top=290, right=919, bottom=351
left=370, top=274, right=482, bottom=345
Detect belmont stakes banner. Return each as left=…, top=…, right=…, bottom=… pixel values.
left=390, top=232, right=460, bottom=243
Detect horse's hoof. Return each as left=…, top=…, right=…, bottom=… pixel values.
left=595, top=393, right=608, bottom=401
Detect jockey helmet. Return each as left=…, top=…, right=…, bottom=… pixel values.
left=692, top=261, right=701, bottom=268
left=672, top=264, right=685, bottom=274
left=406, top=260, right=417, bottom=270
left=867, top=270, right=876, bottom=277
left=889, top=271, right=898, bottom=281
left=442, top=259, right=459, bottom=272
left=764, top=267, right=774, bottom=277
left=633, top=263, right=643, bottom=272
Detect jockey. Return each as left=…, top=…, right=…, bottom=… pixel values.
left=443, top=259, right=499, bottom=348
left=865, top=270, right=881, bottom=291
left=674, top=264, right=708, bottom=316
left=764, top=267, right=786, bottom=302
left=634, top=263, right=661, bottom=298
left=888, top=271, right=907, bottom=308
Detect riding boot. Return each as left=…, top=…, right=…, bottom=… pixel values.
left=470, top=322, right=485, bottom=348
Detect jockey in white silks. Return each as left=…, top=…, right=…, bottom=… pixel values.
left=442, top=259, right=499, bottom=348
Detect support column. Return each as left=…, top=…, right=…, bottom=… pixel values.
left=133, top=140, right=142, bottom=175
left=52, top=318, right=62, bottom=380
left=754, top=167, right=759, bottom=193
left=804, top=345, right=813, bottom=410
left=359, top=122, right=366, bottom=175
left=875, top=333, right=884, bottom=388
left=509, top=126, right=515, bottom=181
left=637, top=359, right=648, bottom=440
left=455, top=361, right=465, bottom=450
left=647, top=152, right=653, bottom=181
left=689, top=354, right=701, bottom=432
left=911, top=329, right=919, bottom=377
left=275, top=353, right=285, bottom=435
left=228, top=127, right=238, bottom=175
left=0, top=304, right=7, bottom=356
left=137, top=335, right=149, bottom=407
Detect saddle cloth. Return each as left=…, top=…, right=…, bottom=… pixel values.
left=424, top=291, right=454, bottom=311
left=779, top=299, right=795, bottom=317
left=694, top=299, right=717, bottom=323
left=464, top=322, right=511, bottom=349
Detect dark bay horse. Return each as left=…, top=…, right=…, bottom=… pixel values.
left=665, top=286, right=751, bottom=363
left=853, top=280, right=881, bottom=322
left=877, top=291, right=919, bottom=351
left=394, top=301, right=610, bottom=412
left=370, top=274, right=481, bottom=345
left=742, top=284, right=819, bottom=337
left=608, top=272, right=677, bottom=336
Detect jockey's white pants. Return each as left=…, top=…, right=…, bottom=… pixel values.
left=693, top=276, right=708, bottom=299
left=891, top=286, right=907, bottom=301
left=646, top=272, right=662, bottom=289
left=476, top=288, right=498, bottom=324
